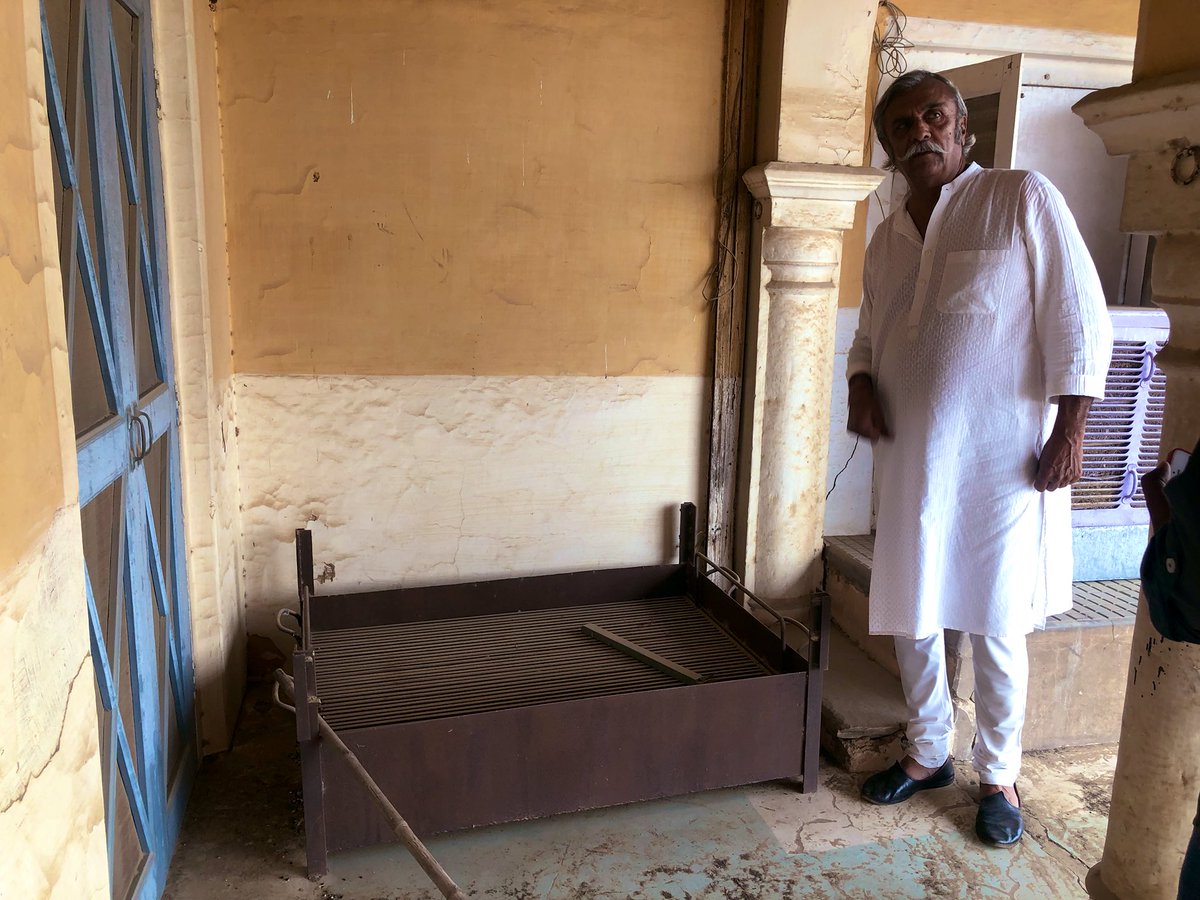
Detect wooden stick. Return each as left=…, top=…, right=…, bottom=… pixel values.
left=273, top=671, right=468, bottom=900
left=581, top=624, right=704, bottom=684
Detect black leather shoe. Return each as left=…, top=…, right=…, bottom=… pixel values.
left=861, top=757, right=955, bottom=805
left=976, top=789, right=1024, bottom=847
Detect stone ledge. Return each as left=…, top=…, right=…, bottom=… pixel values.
left=824, top=533, right=1141, bottom=630
left=822, top=534, right=1135, bottom=757
left=821, top=626, right=907, bottom=773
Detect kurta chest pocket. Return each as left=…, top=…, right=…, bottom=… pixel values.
left=937, top=249, right=1009, bottom=315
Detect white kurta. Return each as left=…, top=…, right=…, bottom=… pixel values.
left=848, top=163, right=1113, bottom=638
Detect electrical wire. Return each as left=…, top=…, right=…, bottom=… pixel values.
left=703, top=63, right=745, bottom=308
left=826, top=435, right=861, bottom=501
left=874, top=2, right=912, bottom=78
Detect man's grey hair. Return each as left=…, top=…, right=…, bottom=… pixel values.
left=873, top=70, right=977, bottom=171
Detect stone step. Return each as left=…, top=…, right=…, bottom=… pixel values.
left=822, top=534, right=1137, bottom=756
left=820, top=625, right=907, bottom=774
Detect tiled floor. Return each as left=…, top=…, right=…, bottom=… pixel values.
left=164, top=684, right=1115, bottom=899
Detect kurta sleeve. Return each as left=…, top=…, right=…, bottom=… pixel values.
left=847, top=249, right=876, bottom=382
left=1020, top=172, right=1113, bottom=401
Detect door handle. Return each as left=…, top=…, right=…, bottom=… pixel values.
left=129, top=413, right=147, bottom=463
left=137, top=411, right=154, bottom=462
left=128, top=411, right=154, bottom=463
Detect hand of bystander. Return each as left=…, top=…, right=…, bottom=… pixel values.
left=847, top=373, right=892, bottom=442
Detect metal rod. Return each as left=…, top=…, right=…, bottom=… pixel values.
left=295, top=529, right=314, bottom=650
left=317, top=669, right=742, bottom=717
left=313, top=608, right=712, bottom=644
left=314, top=627, right=742, bottom=667
left=310, top=643, right=758, bottom=695
left=679, top=501, right=697, bottom=565
left=695, top=552, right=817, bottom=656
left=314, top=656, right=752, bottom=692
left=313, top=653, right=752, bottom=694
left=582, top=623, right=704, bottom=683
left=316, top=669, right=746, bottom=726
left=314, top=617, right=722, bottom=654
left=323, top=677, right=721, bottom=729
left=310, top=596, right=694, bottom=641
left=273, top=670, right=468, bottom=900
left=276, top=608, right=301, bottom=644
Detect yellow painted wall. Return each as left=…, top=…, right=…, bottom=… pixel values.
left=0, top=0, right=107, bottom=894
left=1133, top=0, right=1200, bottom=79
left=901, top=0, right=1140, bottom=35
left=215, top=0, right=723, bottom=378
left=0, top=5, right=70, bottom=576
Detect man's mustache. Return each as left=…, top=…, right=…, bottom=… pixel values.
left=898, top=139, right=946, bottom=162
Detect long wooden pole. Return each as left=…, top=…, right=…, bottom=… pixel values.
left=273, top=670, right=468, bottom=900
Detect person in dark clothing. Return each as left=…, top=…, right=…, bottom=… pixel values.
left=1140, top=438, right=1200, bottom=900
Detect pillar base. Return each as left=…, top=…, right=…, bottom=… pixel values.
left=1086, top=863, right=1123, bottom=900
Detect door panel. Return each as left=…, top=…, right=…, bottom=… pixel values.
left=939, top=53, right=1023, bottom=169
left=42, top=1, right=196, bottom=896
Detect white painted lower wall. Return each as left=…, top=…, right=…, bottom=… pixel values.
left=180, top=378, right=245, bottom=754
left=0, top=508, right=107, bottom=899
left=235, top=374, right=709, bottom=644
left=823, top=306, right=874, bottom=536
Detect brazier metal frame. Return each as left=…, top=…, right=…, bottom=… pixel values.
left=280, top=503, right=829, bottom=878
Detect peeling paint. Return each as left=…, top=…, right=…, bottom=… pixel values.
left=234, top=373, right=707, bottom=647
left=0, top=510, right=107, bottom=899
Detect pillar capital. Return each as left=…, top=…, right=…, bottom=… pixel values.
left=1074, top=69, right=1200, bottom=236
left=743, top=161, right=883, bottom=231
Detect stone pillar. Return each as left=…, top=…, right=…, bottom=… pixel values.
left=740, top=162, right=882, bottom=603
left=1076, top=72, right=1200, bottom=900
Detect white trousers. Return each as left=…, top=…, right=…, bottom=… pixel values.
left=894, top=631, right=1029, bottom=785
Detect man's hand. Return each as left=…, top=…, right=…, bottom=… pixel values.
left=1035, top=395, right=1093, bottom=492
left=847, top=374, right=892, bottom=442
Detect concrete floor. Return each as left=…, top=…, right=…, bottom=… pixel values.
left=163, top=685, right=1116, bottom=899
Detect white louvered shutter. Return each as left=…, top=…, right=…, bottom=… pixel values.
left=1072, top=308, right=1170, bottom=527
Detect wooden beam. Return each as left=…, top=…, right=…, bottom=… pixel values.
left=705, top=0, right=763, bottom=569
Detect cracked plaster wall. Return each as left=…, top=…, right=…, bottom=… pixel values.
left=213, top=0, right=721, bottom=378
left=236, top=374, right=708, bottom=644
left=0, top=0, right=107, bottom=894
left=0, top=512, right=108, bottom=900
left=776, top=0, right=878, bottom=169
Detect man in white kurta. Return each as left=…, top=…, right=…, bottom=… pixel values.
left=849, top=70, right=1112, bottom=847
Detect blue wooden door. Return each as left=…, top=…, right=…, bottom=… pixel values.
left=41, top=0, right=196, bottom=896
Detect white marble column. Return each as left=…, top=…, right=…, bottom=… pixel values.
left=740, top=162, right=882, bottom=604
left=1076, top=72, right=1200, bottom=900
